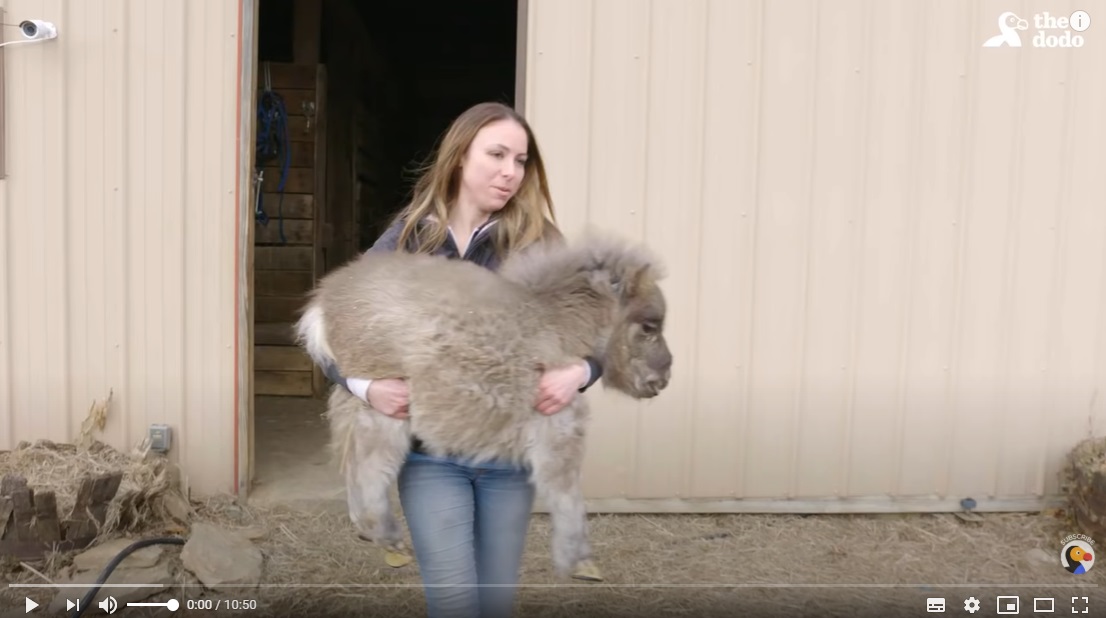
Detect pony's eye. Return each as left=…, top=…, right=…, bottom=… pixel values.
left=640, top=322, right=658, bottom=335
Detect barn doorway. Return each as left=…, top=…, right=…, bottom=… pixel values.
left=247, top=0, right=521, bottom=507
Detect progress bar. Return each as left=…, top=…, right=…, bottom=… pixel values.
left=8, top=583, right=1102, bottom=589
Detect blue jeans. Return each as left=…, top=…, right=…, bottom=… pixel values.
left=398, top=450, right=535, bottom=618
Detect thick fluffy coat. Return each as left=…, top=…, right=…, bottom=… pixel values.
left=296, top=232, right=673, bottom=578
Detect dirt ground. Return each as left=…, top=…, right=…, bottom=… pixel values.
left=2, top=441, right=1103, bottom=618
left=3, top=497, right=1103, bottom=618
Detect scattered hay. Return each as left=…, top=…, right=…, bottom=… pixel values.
left=177, top=495, right=428, bottom=617
left=77, top=389, right=113, bottom=450
left=1062, top=435, right=1106, bottom=539
left=5, top=488, right=1100, bottom=617
left=25, top=499, right=1083, bottom=617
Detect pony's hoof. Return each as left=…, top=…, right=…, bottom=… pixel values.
left=385, top=550, right=413, bottom=568
left=571, top=560, right=603, bottom=582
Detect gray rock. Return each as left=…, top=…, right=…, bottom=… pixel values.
left=161, top=491, right=193, bottom=524
left=180, top=522, right=263, bottom=590
left=71, top=538, right=166, bottom=572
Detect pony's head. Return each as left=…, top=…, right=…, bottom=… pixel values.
left=502, top=232, right=673, bottom=399
left=587, top=240, right=672, bottom=398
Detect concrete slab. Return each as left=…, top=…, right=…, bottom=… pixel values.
left=247, top=395, right=346, bottom=513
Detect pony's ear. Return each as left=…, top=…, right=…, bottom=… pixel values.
left=608, top=264, right=650, bottom=302
left=585, top=268, right=613, bottom=292
left=610, top=273, right=625, bottom=296
left=584, top=265, right=626, bottom=300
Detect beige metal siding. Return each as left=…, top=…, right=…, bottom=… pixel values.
left=0, top=0, right=245, bottom=496
left=3, top=0, right=1104, bottom=512
left=523, top=0, right=1106, bottom=510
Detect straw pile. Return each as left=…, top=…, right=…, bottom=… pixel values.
left=0, top=389, right=190, bottom=571
left=1062, top=435, right=1106, bottom=539
left=0, top=390, right=188, bottom=541
left=0, top=438, right=188, bottom=538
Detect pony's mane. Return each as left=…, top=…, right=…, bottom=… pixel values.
left=499, top=230, right=665, bottom=293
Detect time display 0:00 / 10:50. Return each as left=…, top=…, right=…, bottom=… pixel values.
left=186, top=599, right=259, bottom=610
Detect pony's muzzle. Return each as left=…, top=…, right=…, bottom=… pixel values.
left=643, top=368, right=671, bottom=397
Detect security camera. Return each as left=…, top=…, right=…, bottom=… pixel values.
left=18, top=20, right=58, bottom=41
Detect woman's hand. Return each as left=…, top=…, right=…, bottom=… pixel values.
left=534, top=361, right=590, bottom=415
left=367, top=378, right=411, bottom=419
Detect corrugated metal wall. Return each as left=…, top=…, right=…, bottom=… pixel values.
left=523, top=0, right=1106, bottom=511
left=0, top=0, right=245, bottom=496
left=3, top=0, right=1105, bottom=510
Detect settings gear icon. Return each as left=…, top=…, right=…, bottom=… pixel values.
left=964, top=596, right=982, bottom=613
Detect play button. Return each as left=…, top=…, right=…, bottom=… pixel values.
left=25, top=597, right=39, bottom=613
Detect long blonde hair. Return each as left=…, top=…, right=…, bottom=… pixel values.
left=392, top=102, right=560, bottom=257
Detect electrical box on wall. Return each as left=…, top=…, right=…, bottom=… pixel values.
left=148, top=424, right=172, bottom=453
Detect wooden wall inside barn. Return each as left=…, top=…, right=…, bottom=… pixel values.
left=253, top=61, right=328, bottom=397
left=320, top=0, right=404, bottom=260
left=252, top=0, right=403, bottom=398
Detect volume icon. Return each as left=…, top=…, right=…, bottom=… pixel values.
left=98, top=596, right=118, bottom=614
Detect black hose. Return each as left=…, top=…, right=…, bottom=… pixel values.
left=70, top=537, right=186, bottom=618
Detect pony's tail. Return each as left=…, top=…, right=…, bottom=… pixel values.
left=294, top=300, right=337, bottom=369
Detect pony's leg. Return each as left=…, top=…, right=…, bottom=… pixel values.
left=327, top=388, right=412, bottom=564
left=346, top=408, right=412, bottom=560
left=525, top=400, right=603, bottom=581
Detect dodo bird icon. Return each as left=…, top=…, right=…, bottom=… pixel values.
left=983, top=11, right=1029, bottom=47
left=1061, top=543, right=1094, bottom=575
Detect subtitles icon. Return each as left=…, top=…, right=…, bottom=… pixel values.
left=927, top=597, right=946, bottom=612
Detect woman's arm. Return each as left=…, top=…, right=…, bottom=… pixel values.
left=579, top=356, right=603, bottom=392
left=534, top=356, right=605, bottom=415
left=321, top=359, right=373, bottom=402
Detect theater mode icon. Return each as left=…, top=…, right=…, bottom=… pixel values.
left=1033, top=597, right=1055, bottom=612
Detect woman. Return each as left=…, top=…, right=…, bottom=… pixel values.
left=319, top=101, right=603, bottom=618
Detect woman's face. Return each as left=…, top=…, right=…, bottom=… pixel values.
left=458, top=118, right=529, bottom=214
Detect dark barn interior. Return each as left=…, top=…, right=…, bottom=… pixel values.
left=249, top=0, right=518, bottom=504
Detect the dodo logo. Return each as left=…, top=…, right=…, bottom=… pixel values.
left=1060, top=534, right=1095, bottom=575
left=982, top=10, right=1091, bottom=48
